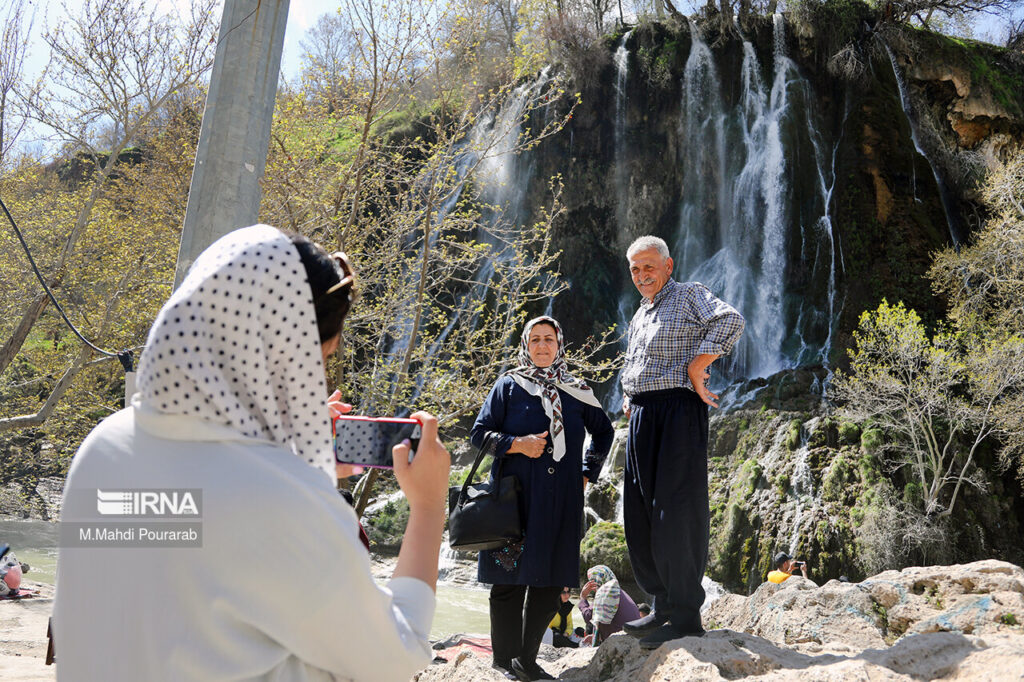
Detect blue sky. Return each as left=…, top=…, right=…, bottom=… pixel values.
left=13, top=0, right=338, bottom=155
left=21, top=0, right=336, bottom=84
left=12, top=0, right=1020, bottom=155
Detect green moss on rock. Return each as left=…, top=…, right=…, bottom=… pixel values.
left=580, top=521, right=633, bottom=584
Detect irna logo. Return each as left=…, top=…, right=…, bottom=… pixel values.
left=96, top=489, right=201, bottom=517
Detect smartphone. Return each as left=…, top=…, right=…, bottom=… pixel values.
left=334, top=416, right=422, bottom=469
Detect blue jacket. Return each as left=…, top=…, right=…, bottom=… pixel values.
left=471, top=376, right=614, bottom=586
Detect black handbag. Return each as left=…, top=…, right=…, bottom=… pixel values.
left=447, top=435, right=523, bottom=552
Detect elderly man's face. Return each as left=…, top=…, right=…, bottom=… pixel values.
left=629, top=248, right=674, bottom=300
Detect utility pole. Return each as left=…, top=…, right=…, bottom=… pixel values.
left=174, top=0, right=290, bottom=288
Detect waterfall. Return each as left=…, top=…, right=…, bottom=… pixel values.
left=787, top=417, right=819, bottom=555
left=438, top=531, right=461, bottom=582
left=675, top=16, right=839, bottom=388
left=614, top=30, right=633, bottom=233
left=701, top=575, right=726, bottom=613
left=363, top=489, right=406, bottom=516
left=382, top=70, right=554, bottom=400
left=605, top=31, right=633, bottom=414
left=883, top=42, right=965, bottom=246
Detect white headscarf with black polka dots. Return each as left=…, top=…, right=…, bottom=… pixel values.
left=136, top=224, right=335, bottom=481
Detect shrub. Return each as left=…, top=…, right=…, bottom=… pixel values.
left=786, top=419, right=803, bottom=451
left=449, top=455, right=493, bottom=488
left=822, top=456, right=855, bottom=502
left=861, top=428, right=884, bottom=454
left=580, top=521, right=633, bottom=583
left=838, top=421, right=861, bottom=445
left=364, top=497, right=409, bottom=551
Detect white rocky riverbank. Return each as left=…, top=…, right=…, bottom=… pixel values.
left=5, top=561, right=1022, bottom=680
left=416, top=560, right=1024, bottom=681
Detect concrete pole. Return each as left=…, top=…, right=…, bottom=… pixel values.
left=174, top=0, right=290, bottom=288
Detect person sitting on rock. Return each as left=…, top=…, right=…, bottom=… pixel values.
left=547, top=587, right=581, bottom=648
left=578, top=565, right=642, bottom=645
left=0, top=551, right=27, bottom=598
left=767, top=552, right=808, bottom=584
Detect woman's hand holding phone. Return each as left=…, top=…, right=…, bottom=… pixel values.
left=392, top=411, right=450, bottom=591
left=328, top=390, right=364, bottom=479
left=392, top=411, right=449, bottom=514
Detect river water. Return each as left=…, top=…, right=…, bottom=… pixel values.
left=0, top=518, right=591, bottom=640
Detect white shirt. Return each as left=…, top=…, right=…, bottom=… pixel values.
left=54, top=401, right=434, bottom=681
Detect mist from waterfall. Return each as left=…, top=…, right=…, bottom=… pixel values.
left=384, top=72, right=553, bottom=397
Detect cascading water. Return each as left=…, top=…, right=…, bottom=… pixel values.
left=675, top=17, right=840, bottom=388
left=613, top=30, right=633, bottom=233
left=787, top=417, right=819, bottom=555
left=438, top=532, right=462, bottom=582
left=605, top=30, right=635, bottom=413
left=883, top=42, right=965, bottom=246
left=389, top=71, right=553, bottom=397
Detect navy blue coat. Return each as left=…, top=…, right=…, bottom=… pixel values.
left=471, top=376, right=614, bottom=587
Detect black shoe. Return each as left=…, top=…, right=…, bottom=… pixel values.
left=622, top=611, right=670, bottom=638
left=492, top=662, right=519, bottom=680
left=512, top=657, right=556, bottom=680
left=638, top=624, right=705, bottom=650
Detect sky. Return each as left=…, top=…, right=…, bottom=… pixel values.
left=20, top=0, right=337, bottom=84
left=11, top=0, right=1020, bottom=155
left=14, top=0, right=338, bottom=155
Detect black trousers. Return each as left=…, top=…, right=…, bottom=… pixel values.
left=623, top=388, right=709, bottom=633
left=489, top=584, right=561, bottom=667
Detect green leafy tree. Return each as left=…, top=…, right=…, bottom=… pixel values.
left=265, top=4, right=616, bottom=515
left=0, top=0, right=218, bottom=382
left=831, top=300, right=1020, bottom=517
left=931, top=148, right=1024, bottom=479
left=834, top=149, right=1024, bottom=521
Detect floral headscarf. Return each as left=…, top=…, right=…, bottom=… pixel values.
left=593, top=580, right=621, bottom=625
left=505, top=316, right=601, bottom=462
left=587, top=565, right=616, bottom=587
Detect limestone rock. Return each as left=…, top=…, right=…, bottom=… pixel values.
left=705, top=560, right=1024, bottom=652
left=705, top=576, right=888, bottom=652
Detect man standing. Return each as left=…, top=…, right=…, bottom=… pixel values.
left=619, top=236, right=745, bottom=649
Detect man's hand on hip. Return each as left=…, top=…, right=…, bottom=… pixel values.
left=688, top=353, right=721, bottom=408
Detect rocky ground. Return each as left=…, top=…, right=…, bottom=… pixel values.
left=0, top=580, right=55, bottom=681
left=0, top=478, right=64, bottom=520
left=416, top=560, right=1024, bottom=681
left=6, top=561, right=1021, bottom=680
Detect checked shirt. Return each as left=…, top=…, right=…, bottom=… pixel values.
left=620, top=279, right=745, bottom=403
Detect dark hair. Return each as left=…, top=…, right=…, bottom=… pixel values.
left=290, top=234, right=355, bottom=343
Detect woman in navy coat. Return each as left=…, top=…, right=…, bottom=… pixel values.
left=471, top=316, right=613, bottom=681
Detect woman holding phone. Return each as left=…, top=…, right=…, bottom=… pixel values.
left=471, top=316, right=614, bottom=681
left=55, top=225, right=450, bottom=681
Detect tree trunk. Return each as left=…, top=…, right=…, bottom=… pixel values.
left=353, top=163, right=438, bottom=518
left=0, top=343, right=92, bottom=432
left=0, top=293, right=48, bottom=376
left=353, top=467, right=381, bottom=517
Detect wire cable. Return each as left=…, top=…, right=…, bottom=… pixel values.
left=0, top=194, right=134, bottom=372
